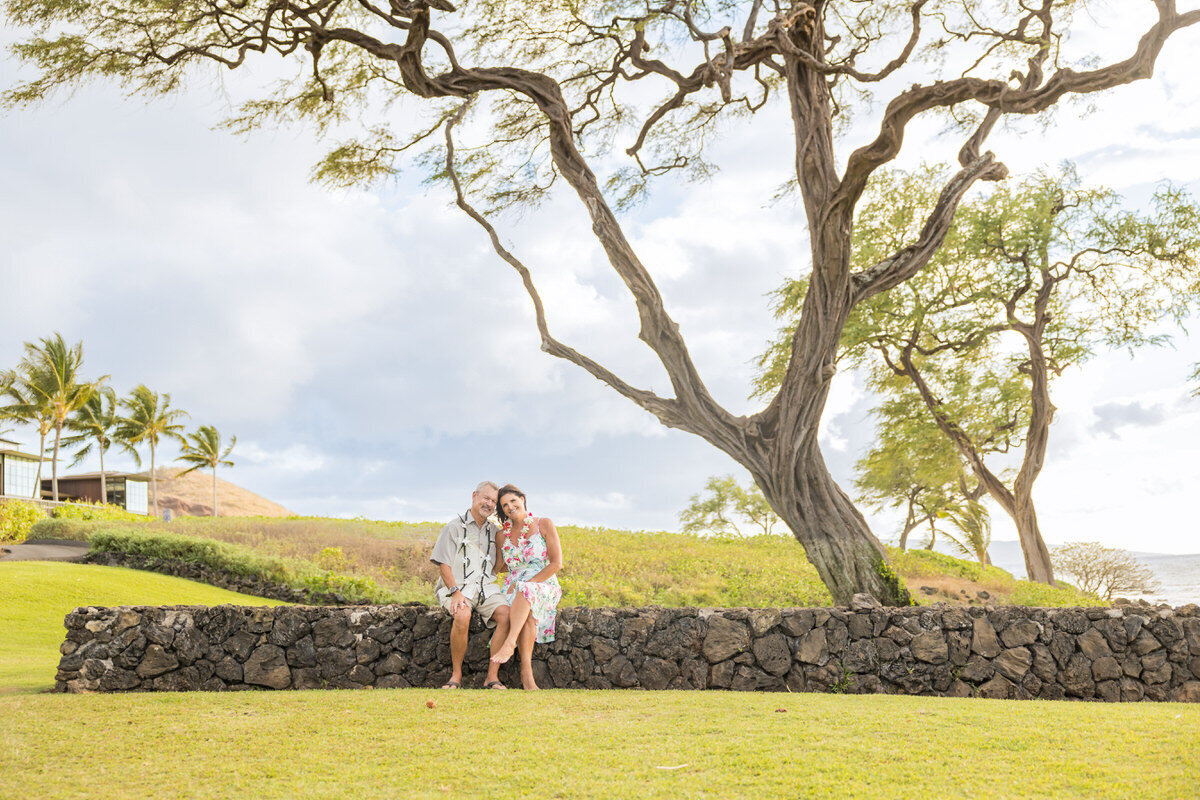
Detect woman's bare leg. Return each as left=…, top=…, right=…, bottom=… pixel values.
left=491, top=593, right=532, bottom=664
left=518, top=618, right=538, bottom=690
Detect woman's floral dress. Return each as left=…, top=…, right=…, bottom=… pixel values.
left=501, top=515, right=562, bottom=643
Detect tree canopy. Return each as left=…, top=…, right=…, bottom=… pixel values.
left=761, top=167, right=1200, bottom=583
left=8, top=0, right=1199, bottom=603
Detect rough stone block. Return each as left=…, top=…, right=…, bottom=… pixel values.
left=911, top=631, right=949, bottom=664
left=245, top=644, right=291, bottom=690
left=994, top=647, right=1033, bottom=683
left=971, top=617, right=1002, bottom=659
left=702, top=615, right=750, bottom=664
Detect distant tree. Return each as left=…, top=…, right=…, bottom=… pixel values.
left=1051, top=542, right=1159, bottom=601
left=117, top=386, right=189, bottom=518
left=1, top=361, right=53, bottom=497
left=1191, top=364, right=1200, bottom=398
left=851, top=388, right=983, bottom=551
left=680, top=475, right=782, bottom=537
left=941, top=499, right=993, bottom=567
left=761, top=169, right=1200, bottom=585
left=61, top=386, right=134, bottom=503
left=2, top=334, right=106, bottom=500
left=176, top=425, right=237, bottom=517
left=9, top=0, right=1200, bottom=604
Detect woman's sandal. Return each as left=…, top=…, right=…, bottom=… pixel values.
left=440, top=680, right=461, bottom=689
left=484, top=681, right=508, bottom=690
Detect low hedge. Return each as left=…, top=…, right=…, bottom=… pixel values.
left=27, top=518, right=108, bottom=542
left=87, top=526, right=401, bottom=605
left=52, top=501, right=149, bottom=524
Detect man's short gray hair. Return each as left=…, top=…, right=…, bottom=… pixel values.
left=475, top=481, right=499, bottom=494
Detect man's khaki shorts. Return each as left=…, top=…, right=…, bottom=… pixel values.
left=438, top=590, right=509, bottom=627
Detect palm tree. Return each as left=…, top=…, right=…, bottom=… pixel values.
left=176, top=425, right=236, bottom=516
left=1, top=356, right=58, bottom=498
left=19, top=335, right=108, bottom=501
left=62, top=386, right=134, bottom=503
left=942, top=500, right=994, bottom=567
left=117, top=385, right=189, bottom=517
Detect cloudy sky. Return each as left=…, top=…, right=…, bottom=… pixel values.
left=2, top=5, right=1198, bottom=555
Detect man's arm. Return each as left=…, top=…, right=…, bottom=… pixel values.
left=429, top=519, right=459, bottom=567
left=437, top=562, right=466, bottom=612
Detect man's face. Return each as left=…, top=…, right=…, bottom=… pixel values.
left=472, top=486, right=498, bottom=519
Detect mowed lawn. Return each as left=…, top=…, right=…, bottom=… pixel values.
left=0, top=561, right=286, bottom=693
left=2, top=561, right=1199, bottom=799
left=3, top=690, right=1200, bottom=799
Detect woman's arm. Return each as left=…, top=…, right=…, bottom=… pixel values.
left=529, top=517, right=563, bottom=582
left=493, top=529, right=509, bottom=574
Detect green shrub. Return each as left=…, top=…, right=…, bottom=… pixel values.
left=53, top=501, right=148, bottom=523
left=27, top=518, right=106, bottom=542
left=1009, top=579, right=1101, bottom=607
left=87, top=526, right=400, bottom=604
left=887, top=547, right=1012, bottom=584
left=0, top=500, right=48, bottom=544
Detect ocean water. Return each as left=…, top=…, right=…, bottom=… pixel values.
left=1125, top=553, right=1200, bottom=607
left=985, top=540, right=1200, bottom=607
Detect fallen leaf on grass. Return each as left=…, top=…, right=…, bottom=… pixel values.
left=426, top=700, right=436, bottom=708
left=775, top=708, right=787, bottom=713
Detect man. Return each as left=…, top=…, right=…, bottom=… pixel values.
left=429, top=480, right=511, bottom=689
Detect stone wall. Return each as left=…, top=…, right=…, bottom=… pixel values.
left=56, top=601, right=1200, bottom=701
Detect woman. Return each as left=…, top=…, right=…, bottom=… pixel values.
left=490, top=483, right=563, bottom=690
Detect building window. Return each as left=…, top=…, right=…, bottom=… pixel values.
left=3, top=456, right=40, bottom=499
left=125, top=480, right=149, bottom=515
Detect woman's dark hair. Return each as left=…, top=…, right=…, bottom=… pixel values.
left=496, top=484, right=527, bottom=524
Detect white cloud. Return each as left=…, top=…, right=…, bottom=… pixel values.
left=4, top=8, right=1200, bottom=556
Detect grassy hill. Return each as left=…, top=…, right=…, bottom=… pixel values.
left=0, top=562, right=287, bottom=693
left=33, top=514, right=1100, bottom=610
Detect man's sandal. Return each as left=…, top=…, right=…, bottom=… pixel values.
left=440, top=680, right=461, bottom=689
left=484, top=681, right=508, bottom=690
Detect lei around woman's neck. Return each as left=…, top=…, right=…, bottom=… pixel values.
left=502, top=512, right=536, bottom=538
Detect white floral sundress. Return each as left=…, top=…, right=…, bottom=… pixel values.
left=501, top=516, right=562, bottom=643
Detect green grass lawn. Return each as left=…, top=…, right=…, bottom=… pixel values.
left=1, top=560, right=1197, bottom=798
left=0, top=562, right=286, bottom=693
left=2, top=690, right=1198, bottom=799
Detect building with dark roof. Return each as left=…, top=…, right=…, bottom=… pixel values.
left=41, top=472, right=150, bottom=515
left=0, top=437, right=44, bottom=499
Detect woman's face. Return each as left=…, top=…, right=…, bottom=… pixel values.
left=500, top=492, right=527, bottom=522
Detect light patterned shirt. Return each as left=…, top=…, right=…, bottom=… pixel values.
left=429, top=511, right=503, bottom=603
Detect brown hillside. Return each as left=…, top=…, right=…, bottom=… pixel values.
left=137, top=468, right=292, bottom=519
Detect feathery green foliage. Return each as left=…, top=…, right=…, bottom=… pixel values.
left=176, top=425, right=236, bottom=517
left=60, top=385, right=134, bottom=501
left=679, top=475, right=782, bottom=537
left=760, top=168, right=1200, bottom=582
left=3, top=334, right=109, bottom=501
left=117, top=385, right=188, bottom=517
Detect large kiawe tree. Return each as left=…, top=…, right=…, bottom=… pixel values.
left=8, top=0, right=1200, bottom=603
left=810, top=169, right=1198, bottom=584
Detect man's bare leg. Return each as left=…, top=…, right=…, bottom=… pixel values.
left=446, top=605, right=471, bottom=687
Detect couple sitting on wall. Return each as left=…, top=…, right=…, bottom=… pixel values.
left=429, top=481, right=564, bottom=690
